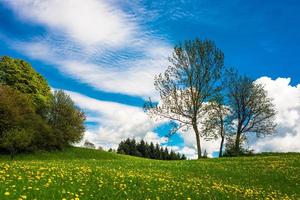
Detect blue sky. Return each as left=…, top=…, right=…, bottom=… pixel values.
left=1, top=0, right=300, bottom=158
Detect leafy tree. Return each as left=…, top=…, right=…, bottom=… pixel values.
left=145, top=38, right=224, bottom=159
left=223, top=136, right=253, bottom=157
left=48, top=90, right=85, bottom=149
left=31, top=117, right=57, bottom=150
left=0, top=128, right=33, bottom=159
left=0, top=56, right=51, bottom=115
left=0, top=85, right=56, bottom=151
left=84, top=140, right=96, bottom=149
left=225, top=69, right=277, bottom=155
left=0, top=85, right=36, bottom=136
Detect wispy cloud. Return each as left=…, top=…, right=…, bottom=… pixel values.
left=3, top=0, right=172, bottom=99
left=5, top=0, right=137, bottom=47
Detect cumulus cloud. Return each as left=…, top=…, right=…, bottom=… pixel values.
left=59, top=77, right=300, bottom=158
left=251, top=77, right=300, bottom=152
left=64, top=89, right=167, bottom=149
left=180, top=130, right=221, bottom=158
left=176, top=77, right=300, bottom=158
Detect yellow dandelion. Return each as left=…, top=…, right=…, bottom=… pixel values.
left=4, top=191, right=10, bottom=196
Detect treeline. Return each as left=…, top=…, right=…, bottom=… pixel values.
left=0, top=56, right=85, bottom=158
left=117, top=138, right=186, bottom=160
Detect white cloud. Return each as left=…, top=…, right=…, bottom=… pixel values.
left=5, top=0, right=136, bottom=47
left=63, top=89, right=167, bottom=149
left=59, top=76, right=300, bottom=158
left=175, top=77, right=300, bottom=158
left=5, top=1, right=300, bottom=157
left=4, top=0, right=172, bottom=99
left=12, top=41, right=171, bottom=98
left=250, top=77, right=300, bottom=152
left=59, top=46, right=170, bottom=98
left=180, top=130, right=221, bottom=158
left=144, top=132, right=168, bottom=145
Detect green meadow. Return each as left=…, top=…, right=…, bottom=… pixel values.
left=0, top=147, right=299, bottom=200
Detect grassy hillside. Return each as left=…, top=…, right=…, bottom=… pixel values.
left=0, top=147, right=299, bottom=200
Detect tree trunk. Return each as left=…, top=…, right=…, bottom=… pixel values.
left=235, top=132, right=241, bottom=156
left=192, top=123, right=202, bottom=159
left=219, top=136, right=224, bottom=157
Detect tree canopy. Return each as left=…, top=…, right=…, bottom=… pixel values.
left=145, top=38, right=224, bottom=159
left=0, top=56, right=86, bottom=156
left=0, top=56, right=51, bottom=114
left=224, top=69, right=277, bottom=155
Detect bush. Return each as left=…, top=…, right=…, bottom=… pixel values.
left=0, top=128, right=34, bottom=159
left=223, top=136, right=254, bottom=157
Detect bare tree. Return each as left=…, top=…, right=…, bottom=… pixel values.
left=144, top=38, right=224, bottom=159
left=203, top=95, right=230, bottom=157
left=225, top=69, right=277, bottom=155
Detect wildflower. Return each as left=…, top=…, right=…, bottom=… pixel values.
left=4, top=191, right=10, bottom=196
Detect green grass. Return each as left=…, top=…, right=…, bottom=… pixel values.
left=0, top=147, right=299, bottom=200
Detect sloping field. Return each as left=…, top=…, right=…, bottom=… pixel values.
left=0, top=147, right=299, bottom=200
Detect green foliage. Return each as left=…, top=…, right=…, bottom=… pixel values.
left=0, top=128, right=33, bottom=159
left=48, top=90, right=86, bottom=148
left=225, top=68, right=277, bottom=155
left=117, top=138, right=185, bottom=160
left=0, top=85, right=35, bottom=134
left=0, top=57, right=86, bottom=155
left=0, top=85, right=59, bottom=152
left=145, top=38, right=225, bottom=159
left=223, top=136, right=254, bottom=157
left=0, top=56, right=51, bottom=114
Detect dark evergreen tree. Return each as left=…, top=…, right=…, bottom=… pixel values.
left=137, top=139, right=146, bottom=157
left=164, top=147, right=169, bottom=160
left=149, top=142, right=155, bottom=159
left=159, top=147, right=164, bottom=160
left=117, top=138, right=186, bottom=160
left=154, top=144, right=161, bottom=159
